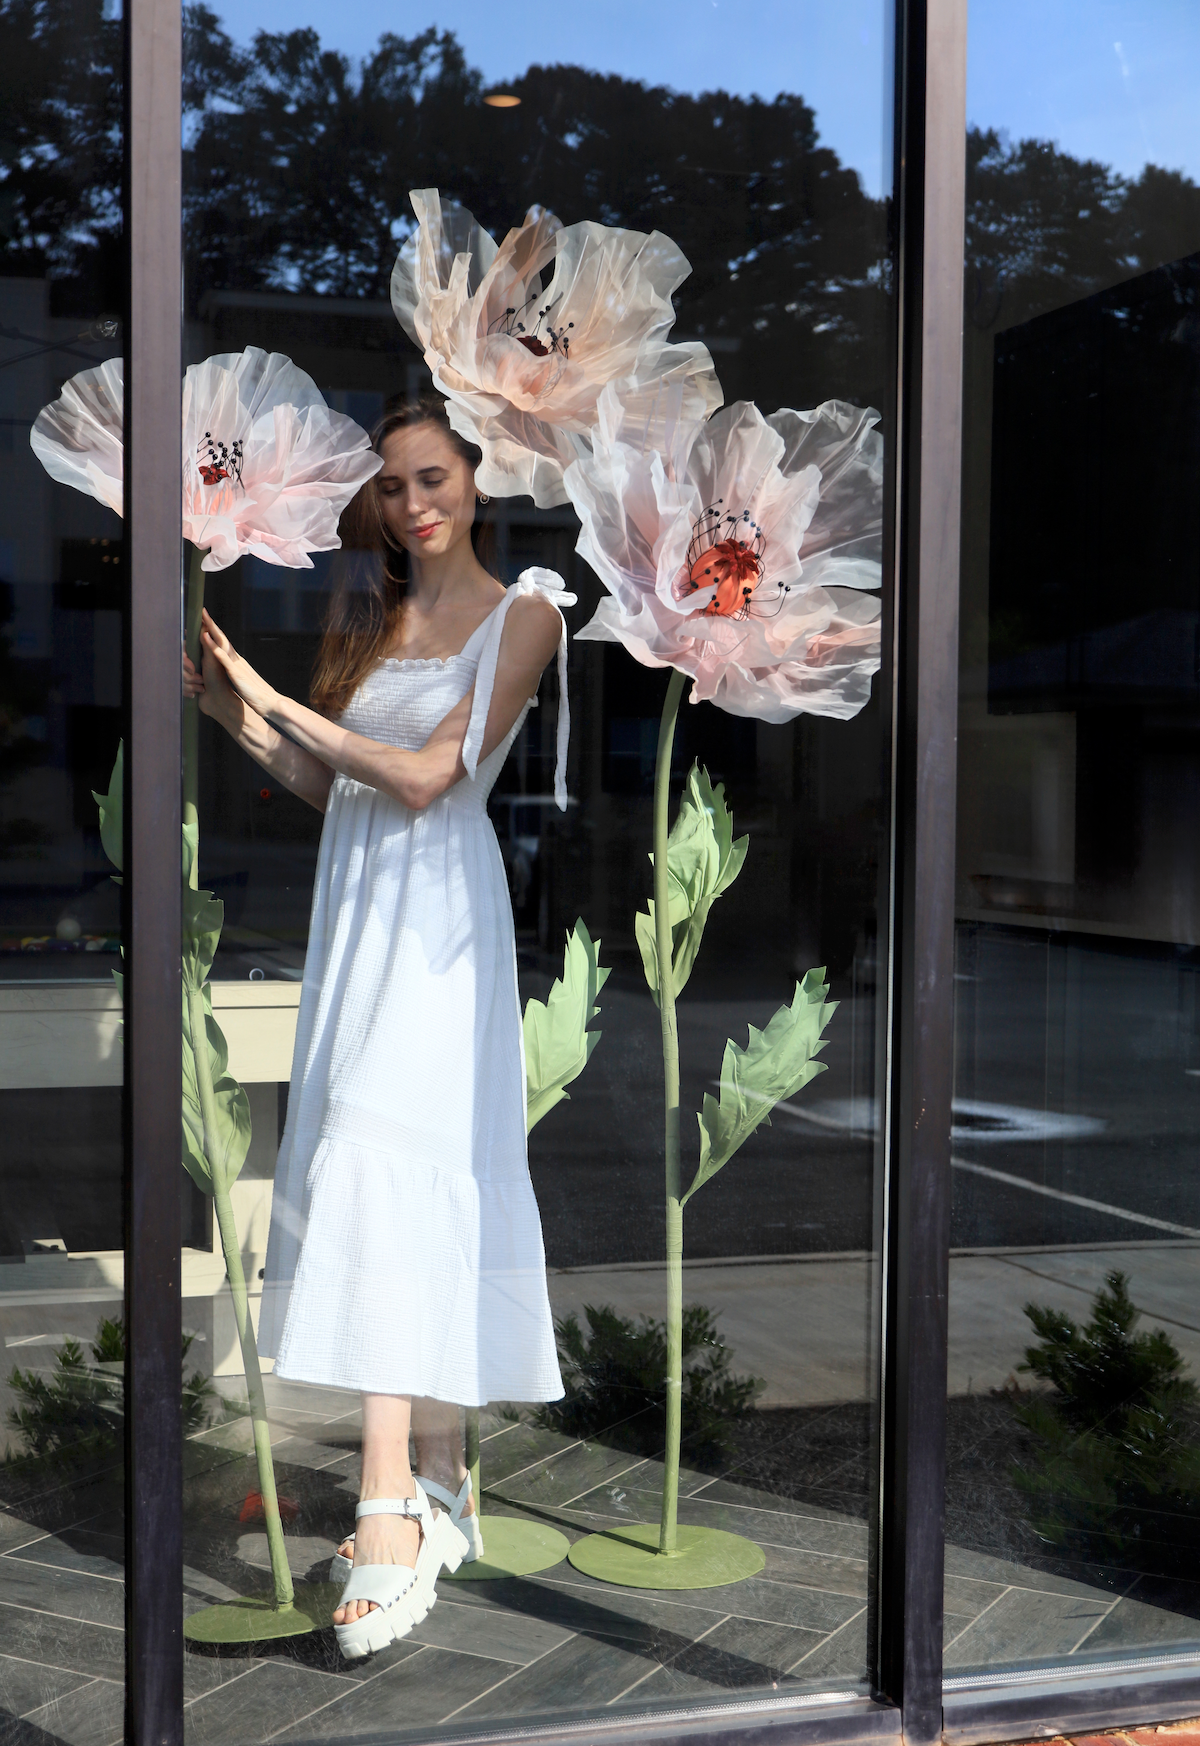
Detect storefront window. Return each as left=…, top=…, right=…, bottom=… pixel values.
left=947, top=0, right=1200, bottom=1683
left=173, top=0, right=898, bottom=1735
left=0, top=0, right=128, bottom=1732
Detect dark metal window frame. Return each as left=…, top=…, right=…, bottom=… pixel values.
left=117, top=0, right=1200, bottom=1741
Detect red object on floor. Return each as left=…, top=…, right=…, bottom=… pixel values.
left=238, top=1491, right=300, bottom=1523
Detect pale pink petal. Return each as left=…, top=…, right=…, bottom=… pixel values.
left=392, top=188, right=722, bottom=508
left=32, top=347, right=381, bottom=575
left=30, top=358, right=125, bottom=516
left=572, top=383, right=884, bottom=724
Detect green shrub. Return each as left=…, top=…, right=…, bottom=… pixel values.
left=6, top=1316, right=216, bottom=1472
left=1013, top=1270, right=1200, bottom=1571
left=536, top=1302, right=763, bottom=1470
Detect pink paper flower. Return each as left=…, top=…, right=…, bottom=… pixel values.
left=570, top=385, right=883, bottom=722
left=391, top=188, right=721, bottom=508
left=31, top=348, right=381, bottom=570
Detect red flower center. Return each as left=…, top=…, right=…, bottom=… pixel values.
left=516, top=334, right=550, bottom=357
left=687, top=539, right=762, bottom=618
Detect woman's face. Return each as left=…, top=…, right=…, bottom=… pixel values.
left=376, top=421, right=477, bottom=562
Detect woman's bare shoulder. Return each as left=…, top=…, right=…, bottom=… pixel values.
left=503, top=589, right=562, bottom=665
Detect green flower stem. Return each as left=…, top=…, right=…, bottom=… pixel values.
left=186, top=983, right=294, bottom=1610
left=465, top=1407, right=481, bottom=1520
left=654, top=667, right=687, bottom=1556
left=183, top=543, right=205, bottom=886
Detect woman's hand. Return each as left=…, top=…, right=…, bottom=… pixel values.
left=199, top=610, right=280, bottom=719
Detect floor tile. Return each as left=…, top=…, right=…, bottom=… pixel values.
left=449, top=1631, right=663, bottom=1721
left=271, top=1646, right=515, bottom=1738
left=491, top=1440, right=653, bottom=1510
left=0, top=1655, right=95, bottom=1719
left=943, top=1583, right=1116, bottom=1668
left=784, top=1609, right=869, bottom=1684
left=407, top=1595, right=571, bottom=1665
left=21, top=1677, right=124, bottom=1746
left=0, top=1562, right=124, bottom=1629
left=942, top=1542, right=1126, bottom=1600
left=944, top=1572, right=1011, bottom=1619
left=1079, top=1584, right=1200, bottom=1655
left=184, top=1661, right=354, bottom=1746
left=621, top=1614, right=825, bottom=1698
left=6, top=1530, right=123, bottom=1583
left=0, top=1603, right=123, bottom=1681
left=476, top=1422, right=578, bottom=1488
left=234, top=1534, right=339, bottom=1582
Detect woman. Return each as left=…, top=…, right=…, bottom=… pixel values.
left=183, top=393, right=569, bottom=1660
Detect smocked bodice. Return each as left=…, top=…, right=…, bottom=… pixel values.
left=336, top=653, right=525, bottom=809
left=329, top=568, right=575, bottom=815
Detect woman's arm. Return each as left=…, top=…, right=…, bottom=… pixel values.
left=183, top=645, right=335, bottom=813
left=197, top=596, right=561, bottom=813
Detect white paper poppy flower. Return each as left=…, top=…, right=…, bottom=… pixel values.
left=391, top=188, right=722, bottom=509
left=570, top=385, right=884, bottom=723
left=31, top=348, right=382, bottom=571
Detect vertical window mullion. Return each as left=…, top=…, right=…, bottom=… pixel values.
left=124, top=0, right=184, bottom=1738
left=876, top=0, right=967, bottom=1738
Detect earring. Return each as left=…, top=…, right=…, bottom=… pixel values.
left=477, top=492, right=490, bottom=505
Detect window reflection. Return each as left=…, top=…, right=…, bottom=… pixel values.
left=948, top=2, right=1200, bottom=1679
left=176, top=2, right=894, bottom=1732
left=0, top=0, right=128, bottom=1728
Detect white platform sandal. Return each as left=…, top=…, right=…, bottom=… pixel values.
left=331, top=1473, right=483, bottom=1583
left=333, top=1485, right=469, bottom=1662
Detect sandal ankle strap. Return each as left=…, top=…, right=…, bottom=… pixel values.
left=415, top=1473, right=472, bottom=1516
left=355, top=1495, right=424, bottom=1521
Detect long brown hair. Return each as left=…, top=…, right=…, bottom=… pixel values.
left=310, top=393, right=496, bottom=717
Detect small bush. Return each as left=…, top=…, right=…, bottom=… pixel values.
left=536, top=1302, right=763, bottom=1470
left=1012, top=1269, right=1200, bottom=1572
left=6, top=1317, right=216, bottom=1472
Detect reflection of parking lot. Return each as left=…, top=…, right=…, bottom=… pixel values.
left=532, top=924, right=1200, bottom=1273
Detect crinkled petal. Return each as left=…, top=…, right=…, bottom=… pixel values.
left=30, top=357, right=125, bottom=516
left=567, top=381, right=882, bottom=723
left=392, top=188, right=722, bottom=506
left=181, top=351, right=382, bottom=570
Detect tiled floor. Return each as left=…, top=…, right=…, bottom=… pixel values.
left=3, top=1380, right=1200, bottom=1746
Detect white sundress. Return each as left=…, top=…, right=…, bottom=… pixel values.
left=257, top=568, right=573, bottom=1406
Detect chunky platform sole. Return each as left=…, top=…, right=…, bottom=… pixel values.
left=333, top=1492, right=469, bottom=1662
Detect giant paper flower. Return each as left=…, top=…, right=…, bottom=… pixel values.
left=570, top=385, right=883, bottom=722
left=391, top=188, right=721, bottom=508
left=31, top=347, right=381, bottom=570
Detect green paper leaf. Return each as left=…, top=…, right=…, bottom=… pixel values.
left=524, top=919, right=610, bottom=1131
left=637, top=763, right=748, bottom=1005
left=92, top=742, right=123, bottom=875
left=683, top=968, right=837, bottom=1207
left=181, top=983, right=251, bottom=1194
left=182, top=882, right=225, bottom=992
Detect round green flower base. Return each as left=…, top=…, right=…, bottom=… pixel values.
left=443, top=1517, right=570, bottom=1580
left=184, top=1581, right=340, bottom=1644
left=567, top=1524, right=764, bottom=1590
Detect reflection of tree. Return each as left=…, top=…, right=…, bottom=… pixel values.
left=181, top=9, right=888, bottom=407
left=6, top=0, right=1200, bottom=389
left=0, top=0, right=123, bottom=313
left=966, top=129, right=1200, bottom=334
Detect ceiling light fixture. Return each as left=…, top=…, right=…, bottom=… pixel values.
left=484, top=92, right=521, bottom=108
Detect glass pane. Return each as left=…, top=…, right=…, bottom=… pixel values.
left=947, top=0, right=1200, bottom=1684
left=179, top=0, right=895, bottom=1733
left=0, top=0, right=127, bottom=1731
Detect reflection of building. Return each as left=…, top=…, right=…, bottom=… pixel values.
left=959, top=249, right=1200, bottom=944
